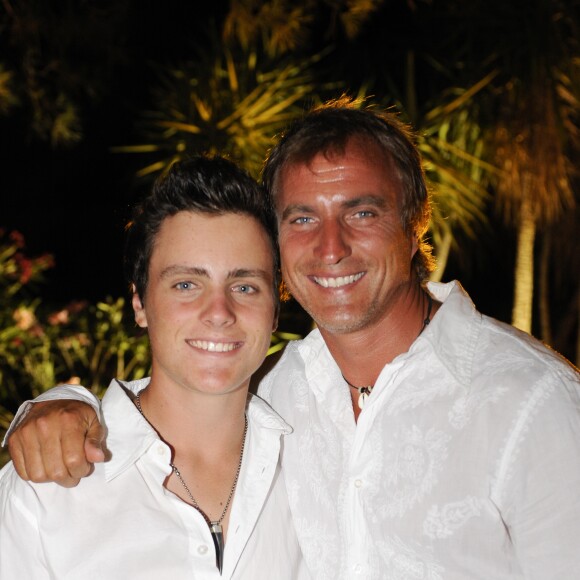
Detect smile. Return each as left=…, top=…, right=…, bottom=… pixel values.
left=312, top=272, right=365, bottom=288
left=187, top=340, right=242, bottom=352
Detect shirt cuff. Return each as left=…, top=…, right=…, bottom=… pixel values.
left=2, top=385, right=102, bottom=446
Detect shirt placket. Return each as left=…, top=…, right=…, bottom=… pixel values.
left=342, top=361, right=404, bottom=579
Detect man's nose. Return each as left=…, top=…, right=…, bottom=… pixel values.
left=313, top=220, right=352, bottom=264
left=201, top=291, right=236, bottom=327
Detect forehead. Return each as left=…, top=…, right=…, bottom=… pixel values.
left=276, top=138, right=401, bottom=208
left=151, top=211, right=275, bottom=272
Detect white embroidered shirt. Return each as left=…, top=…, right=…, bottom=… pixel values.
left=258, top=281, right=580, bottom=580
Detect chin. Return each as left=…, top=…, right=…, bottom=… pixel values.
left=313, top=315, right=369, bottom=335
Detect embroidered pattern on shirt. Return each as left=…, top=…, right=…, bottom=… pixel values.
left=375, top=535, right=444, bottom=580
left=368, top=425, right=450, bottom=519
left=422, top=496, right=482, bottom=539
left=448, top=385, right=507, bottom=430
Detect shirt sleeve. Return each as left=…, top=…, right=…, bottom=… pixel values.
left=496, top=370, right=580, bottom=579
left=2, top=384, right=102, bottom=445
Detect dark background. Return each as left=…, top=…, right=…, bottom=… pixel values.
left=0, top=0, right=574, bottom=355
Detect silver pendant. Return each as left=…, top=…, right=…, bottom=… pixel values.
left=210, top=522, right=224, bottom=574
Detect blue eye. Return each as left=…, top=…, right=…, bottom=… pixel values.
left=291, top=216, right=314, bottom=224
left=354, top=210, right=375, bottom=218
left=234, top=284, right=257, bottom=294
left=175, top=281, right=194, bottom=291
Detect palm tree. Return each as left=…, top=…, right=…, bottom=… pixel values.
left=0, top=0, right=130, bottom=146
left=383, top=52, right=496, bottom=280
left=114, top=41, right=320, bottom=179
left=452, top=0, right=579, bottom=333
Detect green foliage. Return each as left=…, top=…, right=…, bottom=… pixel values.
left=114, top=42, right=322, bottom=180
left=0, top=230, right=151, bottom=444
left=0, top=0, right=130, bottom=146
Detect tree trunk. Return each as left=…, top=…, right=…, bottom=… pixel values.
left=430, top=229, right=452, bottom=283
left=512, top=199, right=536, bottom=333
left=538, top=231, right=552, bottom=344
left=576, top=288, right=580, bottom=367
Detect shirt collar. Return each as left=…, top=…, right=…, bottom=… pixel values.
left=423, top=280, right=482, bottom=385
left=101, top=378, right=163, bottom=482
left=247, top=392, right=293, bottom=434
left=100, top=378, right=291, bottom=482
left=294, top=280, right=482, bottom=391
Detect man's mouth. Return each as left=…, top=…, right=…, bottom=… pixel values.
left=312, top=272, right=365, bottom=288
left=187, top=340, right=242, bottom=352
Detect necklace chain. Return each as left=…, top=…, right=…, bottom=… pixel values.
left=135, top=392, right=247, bottom=526
left=343, top=292, right=434, bottom=410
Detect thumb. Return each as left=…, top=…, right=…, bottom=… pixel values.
left=84, top=419, right=107, bottom=463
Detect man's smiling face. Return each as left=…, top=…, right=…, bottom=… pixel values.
left=133, top=210, right=277, bottom=397
left=276, top=137, right=418, bottom=336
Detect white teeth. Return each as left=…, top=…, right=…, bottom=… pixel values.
left=188, top=340, right=240, bottom=352
left=313, top=272, right=364, bottom=288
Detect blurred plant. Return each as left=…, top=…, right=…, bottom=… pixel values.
left=416, top=72, right=500, bottom=280
left=223, top=0, right=386, bottom=57
left=0, top=230, right=150, bottom=447
left=114, top=39, right=323, bottom=180
left=445, top=0, right=580, bottom=334
left=0, top=64, right=18, bottom=115
left=0, top=0, right=130, bottom=146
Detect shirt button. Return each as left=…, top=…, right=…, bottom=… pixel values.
left=354, top=564, right=362, bottom=574
left=354, top=479, right=362, bottom=488
left=197, top=544, right=209, bottom=555
left=156, top=444, right=165, bottom=455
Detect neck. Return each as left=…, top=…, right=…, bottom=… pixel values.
left=321, top=283, right=437, bottom=388
left=138, top=377, right=248, bottom=458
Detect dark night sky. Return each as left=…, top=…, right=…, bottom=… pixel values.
left=1, top=1, right=230, bottom=303
left=0, top=0, right=563, bottom=353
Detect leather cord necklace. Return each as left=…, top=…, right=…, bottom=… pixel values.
left=135, top=392, right=247, bottom=574
left=343, top=292, right=433, bottom=410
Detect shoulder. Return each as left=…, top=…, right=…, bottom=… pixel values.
left=257, top=331, right=321, bottom=403
left=476, top=315, right=578, bottom=392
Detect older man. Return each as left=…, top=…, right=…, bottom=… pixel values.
left=7, top=100, right=580, bottom=579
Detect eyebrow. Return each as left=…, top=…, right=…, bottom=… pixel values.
left=342, top=195, right=389, bottom=210
left=159, top=265, right=272, bottom=282
left=280, top=195, right=389, bottom=220
left=280, top=204, right=314, bottom=221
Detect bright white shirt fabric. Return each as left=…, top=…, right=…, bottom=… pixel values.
left=258, top=280, right=580, bottom=580
left=6, top=281, right=580, bottom=580
left=0, top=378, right=311, bottom=580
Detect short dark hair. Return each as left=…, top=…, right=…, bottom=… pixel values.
left=125, top=155, right=280, bottom=302
left=262, top=97, right=435, bottom=280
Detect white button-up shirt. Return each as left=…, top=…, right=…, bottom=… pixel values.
left=0, top=378, right=311, bottom=580
left=259, top=281, right=580, bottom=580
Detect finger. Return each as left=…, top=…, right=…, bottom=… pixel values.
left=9, top=422, right=55, bottom=483
left=58, top=412, right=97, bottom=482
left=7, top=434, right=32, bottom=481
left=85, top=418, right=107, bottom=464
left=34, top=413, right=82, bottom=487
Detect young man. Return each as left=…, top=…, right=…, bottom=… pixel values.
left=0, top=156, right=310, bottom=579
left=7, top=100, right=580, bottom=579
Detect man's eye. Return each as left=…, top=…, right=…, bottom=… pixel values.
left=234, top=284, right=257, bottom=294
left=290, top=216, right=314, bottom=225
left=354, top=210, right=375, bottom=218
left=174, top=281, right=194, bottom=291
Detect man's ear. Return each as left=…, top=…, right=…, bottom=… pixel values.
left=411, top=235, right=419, bottom=258
left=132, top=286, right=148, bottom=328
